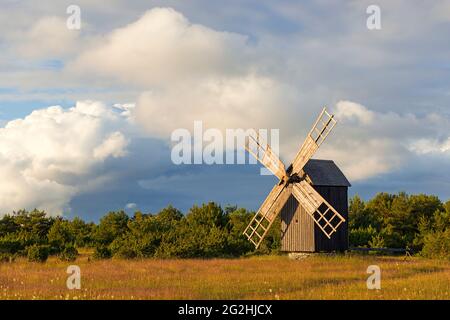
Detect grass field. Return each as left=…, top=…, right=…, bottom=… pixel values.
left=0, top=253, right=449, bottom=300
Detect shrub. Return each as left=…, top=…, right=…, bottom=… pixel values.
left=421, top=230, right=450, bottom=260
left=27, top=244, right=50, bottom=262
left=0, top=253, right=16, bottom=263
left=59, top=245, right=78, bottom=262
left=70, top=218, right=94, bottom=247
left=0, top=236, right=23, bottom=254
left=112, top=246, right=137, bottom=259
left=225, top=208, right=254, bottom=256
left=94, top=211, right=130, bottom=245
left=349, top=226, right=377, bottom=247
left=47, top=218, right=74, bottom=250
left=368, top=234, right=385, bottom=248
left=110, top=236, right=138, bottom=259
left=93, top=245, right=112, bottom=259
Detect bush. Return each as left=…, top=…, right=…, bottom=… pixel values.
left=93, top=245, right=112, bottom=259
left=0, top=193, right=447, bottom=261
left=349, top=226, right=377, bottom=247
left=225, top=208, right=254, bottom=256
left=47, top=219, right=74, bottom=250
left=27, top=244, right=50, bottom=262
left=368, top=234, right=385, bottom=248
left=0, top=253, right=16, bottom=263
left=110, top=236, right=138, bottom=259
left=112, top=246, right=137, bottom=259
left=94, top=211, right=130, bottom=245
left=0, top=236, right=23, bottom=254
left=421, top=230, right=450, bottom=260
left=59, top=246, right=78, bottom=262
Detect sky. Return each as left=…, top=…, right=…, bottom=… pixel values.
left=0, top=0, right=449, bottom=220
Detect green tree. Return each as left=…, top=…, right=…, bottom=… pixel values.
left=421, top=229, right=450, bottom=260
left=349, top=195, right=381, bottom=230
left=12, top=209, right=54, bottom=244
left=94, top=211, right=130, bottom=245
left=59, top=245, right=78, bottom=262
left=109, top=207, right=184, bottom=259
left=110, top=213, right=157, bottom=258
left=69, top=217, right=94, bottom=247
left=415, top=208, right=450, bottom=253
left=27, top=244, right=50, bottom=262
left=349, top=225, right=377, bottom=247
left=225, top=208, right=254, bottom=256
left=47, top=218, right=75, bottom=250
left=443, top=200, right=450, bottom=215
left=157, top=203, right=229, bottom=258
left=0, top=215, right=19, bottom=236
left=365, top=192, right=395, bottom=221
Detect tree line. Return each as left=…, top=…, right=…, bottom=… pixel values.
left=0, top=192, right=449, bottom=262
left=349, top=192, right=449, bottom=258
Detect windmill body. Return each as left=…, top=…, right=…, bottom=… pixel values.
left=243, top=108, right=351, bottom=253
left=280, top=159, right=350, bottom=252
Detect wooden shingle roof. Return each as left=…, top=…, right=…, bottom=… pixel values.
left=303, top=159, right=351, bottom=187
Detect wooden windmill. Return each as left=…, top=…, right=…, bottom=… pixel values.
left=243, top=108, right=350, bottom=252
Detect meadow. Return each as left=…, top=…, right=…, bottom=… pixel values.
left=0, top=253, right=448, bottom=300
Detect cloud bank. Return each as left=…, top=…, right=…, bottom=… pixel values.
left=0, top=101, right=129, bottom=214
left=318, top=101, right=450, bottom=181
left=69, top=8, right=251, bottom=86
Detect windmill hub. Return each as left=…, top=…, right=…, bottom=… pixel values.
left=286, top=173, right=302, bottom=184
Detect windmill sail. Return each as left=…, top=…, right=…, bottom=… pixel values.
left=291, top=181, right=345, bottom=239
left=245, top=133, right=286, bottom=181
left=243, top=184, right=291, bottom=248
left=291, top=108, right=336, bottom=175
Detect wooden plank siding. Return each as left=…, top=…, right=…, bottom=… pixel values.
left=280, top=195, right=315, bottom=252
left=280, top=186, right=348, bottom=252
left=313, top=186, right=349, bottom=252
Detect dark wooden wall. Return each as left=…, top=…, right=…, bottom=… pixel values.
left=313, top=186, right=348, bottom=252
left=280, top=186, right=348, bottom=252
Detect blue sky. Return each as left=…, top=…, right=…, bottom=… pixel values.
left=0, top=1, right=449, bottom=219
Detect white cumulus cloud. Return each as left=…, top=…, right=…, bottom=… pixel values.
left=134, top=75, right=296, bottom=138
left=69, top=7, right=250, bottom=86
left=13, top=16, right=80, bottom=59
left=334, top=100, right=375, bottom=125
left=409, top=138, right=450, bottom=155
left=315, top=100, right=450, bottom=181
left=0, top=101, right=130, bottom=215
left=69, top=7, right=297, bottom=141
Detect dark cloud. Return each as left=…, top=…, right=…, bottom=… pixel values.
left=68, top=138, right=277, bottom=219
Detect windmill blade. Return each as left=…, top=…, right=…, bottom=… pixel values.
left=246, top=132, right=286, bottom=180
left=291, top=180, right=345, bottom=239
left=290, top=108, right=337, bottom=175
left=243, top=183, right=291, bottom=248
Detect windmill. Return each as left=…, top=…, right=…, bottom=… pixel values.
left=243, top=107, right=349, bottom=250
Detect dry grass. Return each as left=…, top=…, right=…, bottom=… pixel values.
left=0, top=253, right=449, bottom=300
